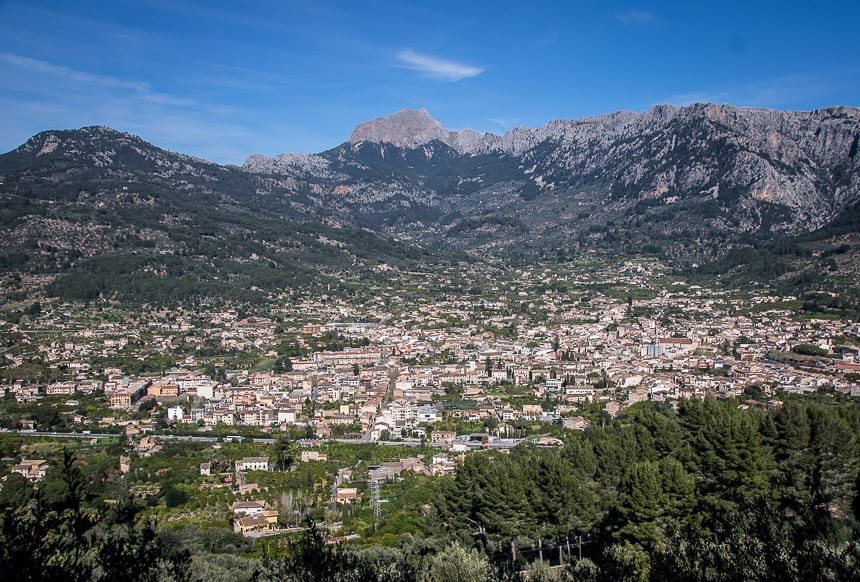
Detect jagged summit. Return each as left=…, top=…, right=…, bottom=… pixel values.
left=245, top=108, right=490, bottom=166
left=255, top=102, right=859, bottom=246
left=349, top=108, right=443, bottom=147
left=347, top=108, right=489, bottom=154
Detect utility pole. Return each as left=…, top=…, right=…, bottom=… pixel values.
left=573, top=534, right=589, bottom=561
left=369, top=479, right=380, bottom=526
left=330, top=478, right=337, bottom=518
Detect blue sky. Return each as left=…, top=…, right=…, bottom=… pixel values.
left=1, top=0, right=858, bottom=164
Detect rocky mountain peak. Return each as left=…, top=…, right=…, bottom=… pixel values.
left=348, top=108, right=446, bottom=148
left=345, top=108, right=499, bottom=154
left=3, top=104, right=859, bottom=291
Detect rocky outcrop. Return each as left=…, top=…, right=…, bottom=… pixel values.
left=243, top=152, right=343, bottom=179
left=348, top=108, right=447, bottom=148
left=346, top=108, right=494, bottom=154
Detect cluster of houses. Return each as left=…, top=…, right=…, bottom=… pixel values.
left=3, top=264, right=859, bottom=542
left=2, top=267, right=859, bottom=440
left=231, top=500, right=279, bottom=536
left=217, top=450, right=458, bottom=537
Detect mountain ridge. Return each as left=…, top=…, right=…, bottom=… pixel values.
left=0, top=125, right=437, bottom=304
left=1, top=102, right=858, bottom=304
left=245, top=102, right=860, bottom=162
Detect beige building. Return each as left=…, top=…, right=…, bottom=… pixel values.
left=336, top=487, right=358, bottom=504
left=11, top=459, right=48, bottom=482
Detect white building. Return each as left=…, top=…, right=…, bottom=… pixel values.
left=277, top=410, right=297, bottom=424
left=417, top=404, right=441, bottom=424
left=235, top=457, right=270, bottom=472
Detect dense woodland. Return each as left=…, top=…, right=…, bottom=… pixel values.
left=2, top=397, right=859, bottom=581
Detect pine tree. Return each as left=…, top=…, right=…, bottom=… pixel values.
left=615, top=461, right=664, bottom=549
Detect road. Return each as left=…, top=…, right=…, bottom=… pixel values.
left=332, top=437, right=524, bottom=449
left=11, top=430, right=121, bottom=439
left=10, top=430, right=523, bottom=449
left=9, top=430, right=229, bottom=443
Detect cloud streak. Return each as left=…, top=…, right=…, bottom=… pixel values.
left=396, top=49, right=483, bottom=81
left=0, top=52, right=196, bottom=107
left=0, top=52, right=258, bottom=162
left=487, top=117, right=520, bottom=131
left=615, top=10, right=653, bottom=25
left=0, top=52, right=150, bottom=92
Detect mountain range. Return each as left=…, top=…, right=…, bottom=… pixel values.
left=246, top=104, right=860, bottom=258
left=1, top=103, right=858, bottom=304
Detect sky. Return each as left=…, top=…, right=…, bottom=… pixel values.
left=1, top=0, right=858, bottom=164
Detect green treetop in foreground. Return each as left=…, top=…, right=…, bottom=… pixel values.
left=2, top=398, right=860, bottom=581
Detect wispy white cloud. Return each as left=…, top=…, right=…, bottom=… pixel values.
left=396, top=49, right=484, bottom=81
left=141, top=93, right=197, bottom=107
left=0, top=52, right=196, bottom=106
left=616, top=10, right=653, bottom=25
left=740, top=75, right=829, bottom=107
left=0, top=52, right=150, bottom=92
left=0, top=52, right=263, bottom=162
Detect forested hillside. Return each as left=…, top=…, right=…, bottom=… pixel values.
left=0, top=127, right=438, bottom=305
left=2, top=104, right=860, bottom=307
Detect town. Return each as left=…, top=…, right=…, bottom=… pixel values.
left=2, top=256, right=859, bottom=581
left=4, top=259, right=858, bottom=436
left=2, top=257, right=859, bottom=511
